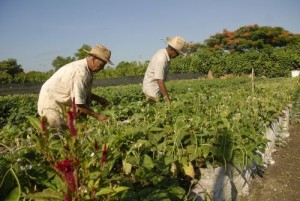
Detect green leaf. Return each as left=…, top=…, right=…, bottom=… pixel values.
left=0, top=168, right=21, bottom=201
left=26, top=115, right=42, bottom=131
left=3, top=187, right=20, bottom=201
left=149, top=127, right=164, bottom=132
left=142, top=189, right=171, bottom=201
left=201, top=144, right=220, bottom=158
left=221, top=118, right=231, bottom=129
left=201, top=144, right=211, bottom=158
left=164, top=156, right=176, bottom=165
left=167, top=185, right=186, bottom=200
left=25, top=188, right=62, bottom=201
left=95, top=187, right=115, bottom=196
left=142, top=154, right=154, bottom=170
left=114, top=186, right=130, bottom=193
left=163, top=125, right=173, bottom=134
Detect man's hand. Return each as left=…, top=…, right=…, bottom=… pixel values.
left=164, top=95, right=171, bottom=105
left=76, top=104, right=109, bottom=123
left=157, top=79, right=171, bottom=104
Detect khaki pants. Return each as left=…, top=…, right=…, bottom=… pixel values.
left=38, top=90, right=68, bottom=130
left=40, top=108, right=68, bottom=130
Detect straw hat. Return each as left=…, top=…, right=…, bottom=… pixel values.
left=84, top=44, right=113, bottom=65
left=166, top=36, right=186, bottom=55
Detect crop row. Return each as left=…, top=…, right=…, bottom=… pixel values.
left=0, top=77, right=298, bottom=200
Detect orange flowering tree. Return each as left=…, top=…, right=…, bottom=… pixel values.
left=205, top=24, right=300, bottom=52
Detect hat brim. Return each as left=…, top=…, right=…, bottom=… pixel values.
left=166, top=37, right=186, bottom=56
left=167, top=44, right=186, bottom=56
left=83, top=49, right=114, bottom=65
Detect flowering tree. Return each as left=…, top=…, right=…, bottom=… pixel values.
left=205, top=25, right=300, bottom=52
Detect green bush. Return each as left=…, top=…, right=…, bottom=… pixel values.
left=0, top=72, right=12, bottom=83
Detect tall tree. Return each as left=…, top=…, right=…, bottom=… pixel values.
left=52, top=44, right=91, bottom=71
left=0, top=58, right=24, bottom=75
left=75, top=44, right=91, bottom=59
left=205, top=25, right=300, bottom=52
left=52, top=56, right=75, bottom=71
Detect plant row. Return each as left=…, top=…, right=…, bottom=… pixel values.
left=0, top=77, right=298, bottom=200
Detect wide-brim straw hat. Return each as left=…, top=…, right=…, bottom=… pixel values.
left=84, top=44, right=113, bottom=65
left=166, top=36, right=186, bottom=56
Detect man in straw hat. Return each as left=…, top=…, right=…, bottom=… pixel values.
left=38, top=44, right=113, bottom=130
left=142, top=36, right=186, bottom=104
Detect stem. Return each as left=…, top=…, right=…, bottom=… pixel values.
left=252, top=68, right=255, bottom=94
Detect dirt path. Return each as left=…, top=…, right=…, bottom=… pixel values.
left=245, top=124, right=300, bottom=201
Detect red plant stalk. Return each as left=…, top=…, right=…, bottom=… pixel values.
left=101, top=143, right=107, bottom=167
left=67, top=110, right=77, bottom=137
left=56, top=159, right=78, bottom=194
left=94, top=139, right=99, bottom=152
left=72, top=97, right=77, bottom=118
left=41, top=116, right=47, bottom=137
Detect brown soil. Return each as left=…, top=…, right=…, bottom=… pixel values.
left=244, top=124, right=300, bottom=201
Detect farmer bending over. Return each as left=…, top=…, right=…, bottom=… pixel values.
left=142, top=36, right=186, bottom=104
left=38, top=44, right=113, bottom=130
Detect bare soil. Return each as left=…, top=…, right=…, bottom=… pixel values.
left=244, top=124, right=300, bottom=201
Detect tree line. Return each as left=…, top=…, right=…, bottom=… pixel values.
left=1, top=25, right=300, bottom=83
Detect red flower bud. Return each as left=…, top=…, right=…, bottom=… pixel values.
left=56, top=159, right=78, bottom=193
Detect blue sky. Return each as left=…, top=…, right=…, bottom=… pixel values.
left=0, top=0, right=299, bottom=72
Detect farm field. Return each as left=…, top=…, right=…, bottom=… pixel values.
left=0, top=77, right=299, bottom=200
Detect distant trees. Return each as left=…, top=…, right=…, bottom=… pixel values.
left=95, top=60, right=148, bottom=79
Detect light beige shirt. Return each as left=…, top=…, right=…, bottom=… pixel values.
left=38, top=59, right=93, bottom=116
left=142, top=49, right=170, bottom=97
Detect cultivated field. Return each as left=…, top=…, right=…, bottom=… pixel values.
left=0, top=77, right=298, bottom=200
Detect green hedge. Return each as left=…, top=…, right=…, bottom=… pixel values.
left=1, top=45, right=299, bottom=83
